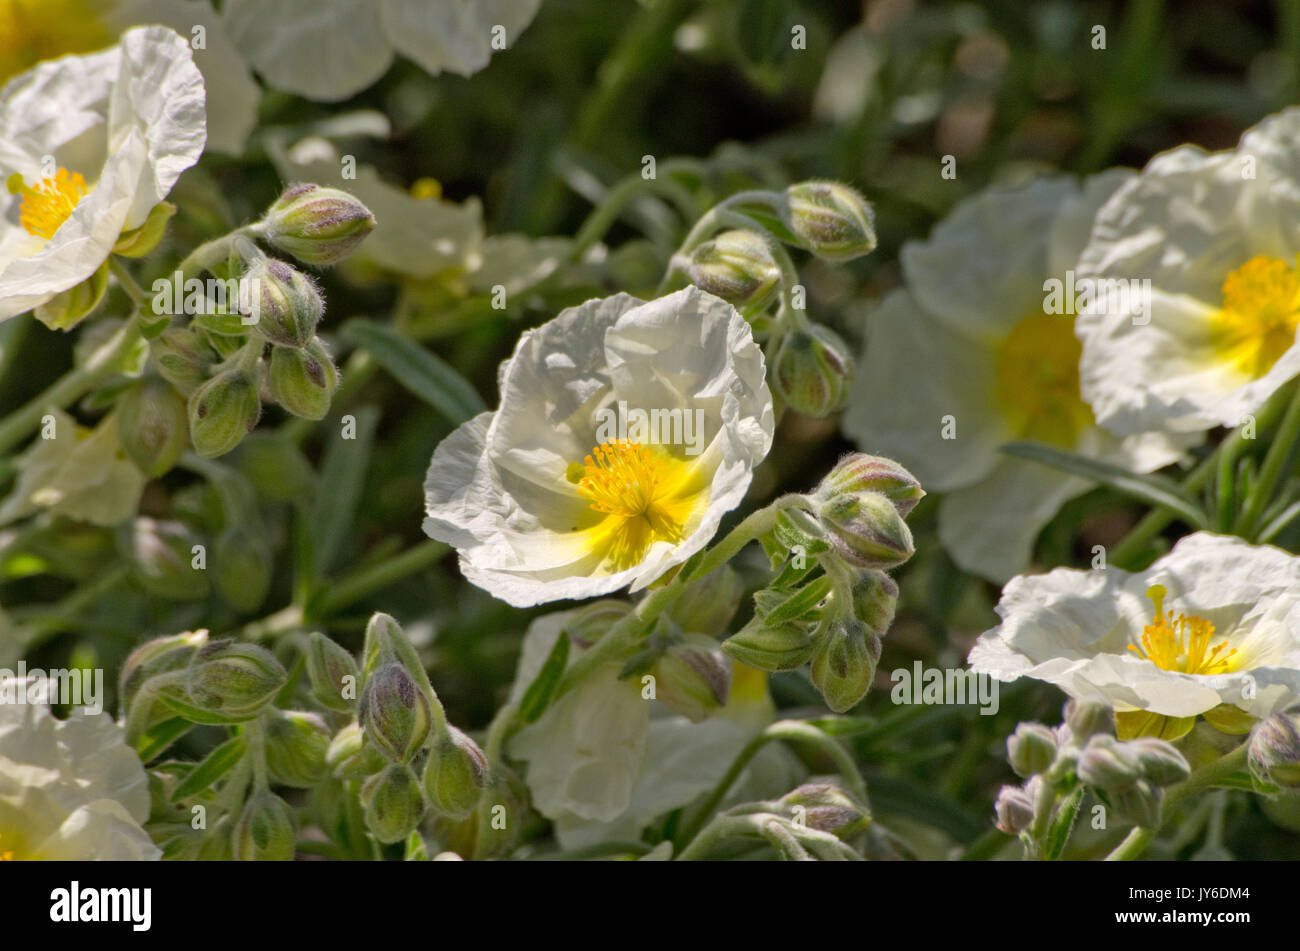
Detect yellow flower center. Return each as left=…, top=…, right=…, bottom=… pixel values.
left=567, top=440, right=699, bottom=571
left=0, top=830, right=16, bottom=861
left=1127, top=584, right=1238, bottom=675
left=1212, top=255, right=1300, bottom=379
left=994, top=310, right=1094, bottom=445
left=0, top=0, right=113, bottom=82
left=8, top=167, right=88, bottom=240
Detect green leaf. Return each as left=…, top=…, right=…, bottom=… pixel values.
left=170, top=734, right=247, bottom=802
left=309, top=404, right=379, bottom=581
left=342, top=320, right=485, bottom=425
left=1043, top=786, right=1084, bottom=860
left=135, top=717, right=194, bottom=762
left=1211, top=770, right=1264, bottom=793
left=156, top=691, right=261, bottom=725
left=1001, top=442, right=1209, bottom=529
left=757, top=574, right=832, bottom=625
left=518, top=630, right=571, bottom=724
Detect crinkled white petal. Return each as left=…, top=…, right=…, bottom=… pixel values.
left=970, top=533, right=1300, bottom=718
left=381, top=0, right=542, bottom=78
left=424, top=287, right=773, bottom=607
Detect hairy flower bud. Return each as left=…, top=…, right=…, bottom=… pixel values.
left=360, top=663, right=432, bottom=763
left=651, top=634, right=732, bottom=723
left=264, top=710, right=330, bottom=788
left=1077, top=735, right=1144, bottom=793
left=994, top=783, right=1036, bottom=835
left=722, top=617, right=818, bottom=671
left=816, top=454, right=924, bottom=517
left=772, top=324, right=854, bottom=418
left=233, top=791, right=296, bottom=861
left=686, top=229, right=781, bottom=310
left=120, top=629, right=209, bottom=711
left=423, top=725, right=488, bottom=819
left=816, top=491, right=914, bottom=570
left=1126, top=737, right=1191, bottom=787
left=182, top=639, right=287, bottom=721
left=151, top=327, right=213, bottom=396
left=1064, top=699, right=1115, bottom=743
left=118, top=517, right=210, bottom=600
left=775, top=783, right=871, bottom=838
left=668, top=566, right=743, bottom=637
left=1007, top=723, right=1058, bottom=779
left=212, top=526, right=271, bottom=613
left=362, top=763, right=427, bottom=844
left=810, top=618, right=881, bottom=713
left=188, top=365, right=262, bottom=458
left=1112, top=779, right=1163, bottom=829
left=1248, top=709, right=1300, bottom=789
left=117, top=377, right=189, bottom=477
left=325, top=721, right=387, bottom=780
left=242, top=257, right=323, bottom=347
left=849, top=569, right=898, bottom=636
left=307, top=631, right=360, bottom=712
left=782, top=181, right=877, bottom=261
left=262, top=183, right=376, bottom=267
left=269, top=337, right=338, bottom=420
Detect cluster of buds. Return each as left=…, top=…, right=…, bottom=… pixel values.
left=721, top=454, right=919, bottom=713
left=705, top=781, right=871, bottom=860
left=994, top=700, right=1190, bottom=854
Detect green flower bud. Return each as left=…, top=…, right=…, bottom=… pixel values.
left=262, top=184, right=376, bottom=267
left=774, top=782, right=871, bottom=838
left=1126, top=737, right=1191, bottom=787
left=722, top=617, right=819, bottom=671
left=264, top=710, right=330, bottom=788
left=242, top=257, right=323, bottom=347
left=197, top=816, right=234, bottom=861
left=268, top=337, right=338, bottom=420
left=849, top=569, right=898, bottom=636
left=1077, top=735, right=1144, bottom=793
left=361, top=763, right=426, bottom=844
left=651, top=634, right=732, bottom=723
left=1111, top=779, right=1163, bottom=829
left=1249, top=709, right=1300, bottom=790
left=558, top=600, right=634, bottom=649
left=1064, top=699, right=1115, bottom=743
left=423, top=725, right=488, bottom=819
left=34, top=259, right=109, bottom=330
left=113, top=200, right=175, bottom=258
left=325, top=721, right=387, bottom=780
left=993, top=783, right=1035, bottom=835
left=782, top=181, right=877, bottom=261
left=232, top=791, right=296, bottom=861
left=212, top=526, right=271, bottom=614
left=668, top=566, right=743, bottom=637
left=769, top=506, right=831, bottom=557
left=360, top=662, right=432, bottom=763
left=188, top=365, right=262, bottom=459
left=810, top=618, right=881, bottom=713
left=151, top=327, right=213, bottom=397
left=816, top=454, right=925, bottom=518
left=117, top=377, right=189, bottom=477
left=119, top=629, right=209, bottom=712
left=118, top=517, right=210, bottom=600
left=1007, top=723, right=1058, bottom=779
left=183, top=639, right=287, bottom=721
left=1044, top=745, right=1080, bottom=788
left=685, top=229, right=781, bottom=310
left=307, top=631, right=360, bottom=712
left=816, top=491, right=915, bottom=570
left=772, top=324, right=854, bottom=418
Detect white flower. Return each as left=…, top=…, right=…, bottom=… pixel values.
left=0, top=25, right=205, bottom=320
left=0, top=683, right=158, bottom=860
left=969, top=533, right=1300, bottom=737
left=423, top=287, right=774, bottom=607
left=1075, top=108, right=1300, bottom=434
left=842, top=175, right=1190, bottom=582
left=221, top=0, right=544, bottom=102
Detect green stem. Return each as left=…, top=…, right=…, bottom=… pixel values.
left=1105, top=743, right=1248, bottom=861
left=314, top=539, right=449, bottom=618
left=108, top=257, right=150, bottom=308
left=1235, top=383, right=1300, bottom=538
left=568, top=171, right=698, bottom=262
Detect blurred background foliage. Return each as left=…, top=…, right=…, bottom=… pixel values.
left=2, top=0, right=1298, bottom=858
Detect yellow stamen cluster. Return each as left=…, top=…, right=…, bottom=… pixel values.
left=1128, top=584, right=1237, bottom=676
left=994, top=310, right=1095, bottom=446
left=0, top=830, right=13, bottom=861
left=8, top=167, right=87, bottom=240
left=1213, top=255, right=1300, bottom=379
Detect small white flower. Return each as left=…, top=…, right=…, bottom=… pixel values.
left=423, top=287, right=774, bottom=607
left=970, top=533, right=1300, bottom=736
left=843, top=175, right=1190, bottom=582
left=222, top=0, right=543, bottom=102
left=0, top=25, right=205, bottom=320
left=1075, top=108, right=1300, bottom=434
left=0, top=683, right=158, bottom=860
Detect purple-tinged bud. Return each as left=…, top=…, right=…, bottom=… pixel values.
left=772, top=324, right=854, bottom=418
left=117, top=377, right=189, bottom=477
left=307, top=631, right=360, bottom=712
left=262, top=184, right=376, bottom=267
left=268, top=337, right=338, bottom=420
left=816, top=453, right=925, bottom=517
left=686, top=229, right=781, bottom=311
left=188, top=365, right=262, bottom=458
left=849, top=569, right=898, bottom=637
left=1126, top=737, right=1191, bottom=787
left=994, top=784, right=1035, bottom=835
left=242, top=257, right=323, bottom=348
left=1064, top=699, right=1115, bottom=743
left=816, top=491, right=914, bottom=570
left=722, top=617, right=819, bottom=672
left=810, top=618, right=881, bottom=713
left=782, top=181, right=877, bottom=261
left=423, top=725, right=488, bottom=819
left=1248, top=709, right=1300, bottom=789
left=183, top=639, right=287, bottom=721
left=1007, top=723, right=1058, bottom=779
left=1077, top=735, right=1144, bottom=793
left=651, top=634, right=732, bottom=723
left=362, top=763, right=427, bottom=844
left=360, top=663, right=432, bottom=763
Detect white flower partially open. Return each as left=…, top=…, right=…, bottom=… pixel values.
left=969, top=533, right=1300, bottom=736
left=1075, top=108, right=1300, bottom=434
left=843, top=175, right=1190, bottom=582
left=0, top=685, right=158, bottom=860
left=0, top=25, right=205, bottom=320
left=222, top=0, right=543, bottom=102
left=423, top=287, right=774, bottom=608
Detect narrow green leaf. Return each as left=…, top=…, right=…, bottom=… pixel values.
left=1043, top=786, right=1085, bottom=860
left=759, top=574, right=832, bottom=625
left=518, top=631, right=571, bottom=724
left=342, top=320, right=485, bottom=425
left=170, top=735, right=247, bottom=802
left=1001, top=441, right=1208, bottom=528
left=135, top=717, right=194, bottom=762
left=310, top=404, right=379, bottom=580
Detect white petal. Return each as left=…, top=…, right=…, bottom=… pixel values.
left=381, top=0, right=542, bottom=78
